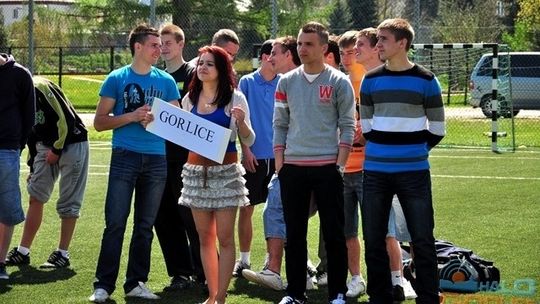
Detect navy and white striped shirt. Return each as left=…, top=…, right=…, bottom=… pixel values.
left=360, top=64, right=445, bottom=173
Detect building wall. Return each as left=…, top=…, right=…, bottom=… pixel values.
left=0, top=1, right=74, bottom=26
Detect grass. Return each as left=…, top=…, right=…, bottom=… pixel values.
left=0, top=144, right=539, bottom=304
left=45, top=75, right=104, bottom=112
left=442, top=117, right=540, bottom=149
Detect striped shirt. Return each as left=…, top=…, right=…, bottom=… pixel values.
left=360, top=64, right=445, bottom=173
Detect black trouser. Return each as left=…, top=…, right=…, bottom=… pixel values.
left=279, top=164, right=348, bottom=301
left=154, top=160, right=204, bottom=281
left=362, top=170, right=439, bottom=304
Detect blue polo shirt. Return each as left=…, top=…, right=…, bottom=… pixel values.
left=238, top=69, right=279, bottom=159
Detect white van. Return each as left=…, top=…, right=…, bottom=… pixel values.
left=468, top=52, right=540, bottom=118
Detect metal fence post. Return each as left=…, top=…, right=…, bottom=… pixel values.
left=110, top=46, right=114, bottom=72
left=59, top=47, right=63, bottom=87
left=28, top=0, right=34, bottom=74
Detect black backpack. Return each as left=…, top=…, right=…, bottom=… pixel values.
left=402, top=240, right=500, bottom=293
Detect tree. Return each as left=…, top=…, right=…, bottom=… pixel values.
left=511, top=0, right=540, bottom=50
left=0, top=14, right=8, bottom=50
left=433, top=0, right=505, bottom=43
left=7, top=7, right=71, bottom=72
left=347, top=0, right=378, bottom=30
left=329, top=0, right=352, bottom=34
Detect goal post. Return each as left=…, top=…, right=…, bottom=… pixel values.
left=411, top=43, right=511, bottom=153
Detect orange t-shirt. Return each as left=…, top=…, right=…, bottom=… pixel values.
left=345, top=62, right=366, bottom=173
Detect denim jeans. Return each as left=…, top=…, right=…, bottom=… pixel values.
left=94, top=148, right=167, bottom=294
left=362, top=170, right=439, bottom=304
left=0, top=149, right=24, bottom=226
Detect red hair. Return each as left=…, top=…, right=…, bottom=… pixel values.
left=188, top=45, right=236, bottom=108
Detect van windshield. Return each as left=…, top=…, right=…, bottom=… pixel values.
left=477, top=55, right=510, bottom=77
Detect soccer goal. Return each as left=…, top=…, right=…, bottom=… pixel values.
left=410, top=43, right=514, bottom=152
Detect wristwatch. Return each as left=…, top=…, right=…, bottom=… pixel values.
left=336, top=164, right=345, bottom=175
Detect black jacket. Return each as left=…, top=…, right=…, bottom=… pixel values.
left=0, top=53, right=35, bottom=150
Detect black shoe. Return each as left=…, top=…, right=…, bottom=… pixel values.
left=163, top=275, right=192, bottom=292
left=5, top=247, right=30, bottom=266
left=392, top=285, right=405, bottom=303
left=279, top=296, right=307, bottom=304
left=0, top=263, right=8, bottom=280
left=232, top=260, right=250, bottom=277
left=39, top=251, right=70, bottom=268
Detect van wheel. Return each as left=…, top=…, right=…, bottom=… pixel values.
left=480, top=96, right=494, bottom=118
left=480, top=96, right=516, bottom=118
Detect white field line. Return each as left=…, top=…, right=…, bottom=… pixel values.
left=432, top=174, right=540, bottom=181
left=432, top=155, right=540, bottom=160
left=21, top=144, right=538, bottom=179
left=68, top=76, right=104, bottom=83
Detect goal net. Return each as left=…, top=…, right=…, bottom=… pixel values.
left=410, top=44, right=513, bottom=152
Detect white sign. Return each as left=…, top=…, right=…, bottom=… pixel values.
left=146, top=98, right=232, bottom=164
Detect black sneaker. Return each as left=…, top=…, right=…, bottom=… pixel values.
left=5, top=247, right=30, bottom=266
left=39, top=251, right=70, bottom=268
left=232, top=260, right=250, bottom=277
left=279, top=296, right=306, bottom=304
left=163, top=275, right=192, bottom=292
left=392, top=284, right=405, bottom=303
left=0, top=263, right=8, bottom=280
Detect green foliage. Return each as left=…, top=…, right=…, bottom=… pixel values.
left=328, top=0, right=352, bottom=35
left=0, top=14, right=7, bottom=48
left=74, top=0, right=150, bottom=46
left=512, top=0, right=540, bottom=50
left=347, top=0, right=378, bottom=30
left=502, top=20, right=534, bottom=51
left=8, top=7, right=70, bottom=48
left=433, top=0, right=505, bottom=43
left=275, top=0, right=333, bottom=36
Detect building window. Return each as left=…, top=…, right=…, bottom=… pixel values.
left=13, top=7, right=23, bottom=19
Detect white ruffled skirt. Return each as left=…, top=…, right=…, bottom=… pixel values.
left=179, top=163, right=249, bottom=210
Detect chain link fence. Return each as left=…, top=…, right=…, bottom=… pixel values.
left=1, top=1, right=539, bottom=150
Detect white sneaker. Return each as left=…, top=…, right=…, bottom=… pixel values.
left=242, top=268, right=284, bottom=291
left=306, top=273, right=316, bottom=290
left=330, top=293, right=346, bottom=304
left=125, top=281, right=160, bottom=300
left=346, top=278, right=366, bottom=297
left=316, top=271, right=328, bottom=286
left=88, top=288, right=109, bottom=303
left=403, top=278, right=417, bottom=299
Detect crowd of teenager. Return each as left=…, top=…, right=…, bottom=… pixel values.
left=0, top=17, right=445, bottom=304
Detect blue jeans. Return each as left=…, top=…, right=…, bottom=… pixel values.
left=94, top=148, right=167, bottom=294
left=362, top=170, right=439, bottom=304
left=0, top=149, right=24, bottom=226
left=263, top=174, right=286, bottom=239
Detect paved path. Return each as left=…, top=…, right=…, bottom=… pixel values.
left=80, top=113, right=95, bottom=127
left=79, top=109, right=540, bottom=128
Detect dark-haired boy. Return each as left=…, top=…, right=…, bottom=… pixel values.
left=89, top=24, right=180, bottom=302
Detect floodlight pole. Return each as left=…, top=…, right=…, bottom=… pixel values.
left=149, top=0, right=156, bottom=27
left=271, top=0, right=278, bottom=38
left=28, top=0, right=34, bottom=73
